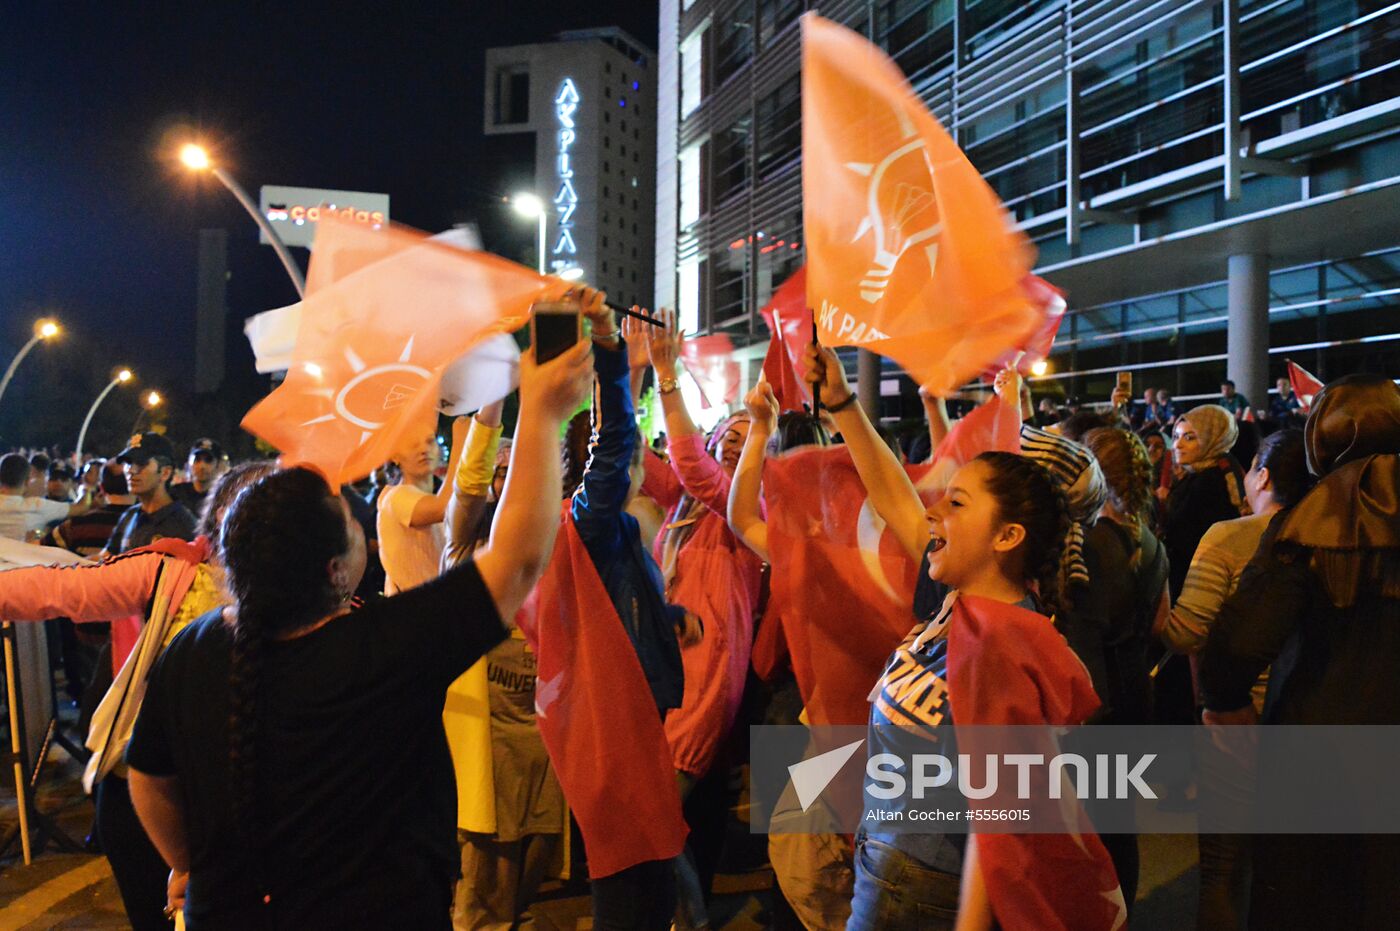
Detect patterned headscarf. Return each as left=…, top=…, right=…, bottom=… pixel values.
left=1019, top=424, right=1108, bottom=588
left=1179, top=405, right=1238, bottom=469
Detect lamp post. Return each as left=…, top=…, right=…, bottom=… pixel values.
left=75, top=368, right=133, bottom=461
left=0, top=318, right=60, bottom=411
left=511, top=193, right=547, bottom=276
left=180, top=144, right=306, bottom=299
left=130, top=390, right=163, bottom=435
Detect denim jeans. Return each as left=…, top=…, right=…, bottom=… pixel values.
left=847, top=833, right=961, bottom=931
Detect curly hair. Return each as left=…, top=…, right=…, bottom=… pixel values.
left=195, top=461, right=278, bottom=540
left=974, top=451, right=1073, bottom=619
left=219, top=467, right=349, bottom=839
left=560, top=409, right=592, bottom=498
left=1082, top=427, right=1154, bottom=553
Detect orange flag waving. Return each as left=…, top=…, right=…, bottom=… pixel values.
left=802, top=14, right=1041, bottom=395
left=242, top=216, right=566, bottom=485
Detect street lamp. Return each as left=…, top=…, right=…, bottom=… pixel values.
left=1030, top=359, right=1050, bottom=378
left=511, top=192, right=547, bottom=275
left=179, top=143, right=307, bottom=299
left=131, top=390, right=163, bottom=435
left=75, top=368, right=134, bottom=461
left=0, top=317, right=61, bottom=410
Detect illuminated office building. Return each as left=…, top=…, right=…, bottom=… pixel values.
left=486, top=28, right=658, bottom=306
left=656, top=0, right=1400, bottom=410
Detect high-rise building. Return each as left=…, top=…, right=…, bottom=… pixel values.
left=486, top=28, right=658, bottom=308
left=656, top=0, right=1400, bottom=413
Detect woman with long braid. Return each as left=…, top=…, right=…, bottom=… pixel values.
left=0, top=461, right=273, bottom=931
left=123, top=340, right=593, bottom=930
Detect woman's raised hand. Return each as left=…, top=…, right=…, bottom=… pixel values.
left=744, top=379, right=779, bottom=431
left=646, top=307, right=683, bottom=378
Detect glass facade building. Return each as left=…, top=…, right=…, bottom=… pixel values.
left=654, top=0, right=1400, bottom=412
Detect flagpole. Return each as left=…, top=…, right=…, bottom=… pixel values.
left=603, top=300, right=662, bottom=327
left=810, top=317, right=822, bottom=418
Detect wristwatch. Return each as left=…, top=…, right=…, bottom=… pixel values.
left=658, top=375, right=680, bottom=395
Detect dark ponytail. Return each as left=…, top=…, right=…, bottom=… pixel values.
left=974, top=451, right=1072, bottom=619
left=218, top=467, right=349, bottom=838
left=1255, top=428, right=1314, bottom=508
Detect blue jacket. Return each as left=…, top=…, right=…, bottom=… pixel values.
left=570, top=339, right=685, bottom=715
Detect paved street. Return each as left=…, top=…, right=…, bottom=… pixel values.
left=2, top=735, right=1199, bottom=930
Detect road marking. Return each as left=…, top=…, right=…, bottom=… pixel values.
left=3, top=857, right=112, bottom=927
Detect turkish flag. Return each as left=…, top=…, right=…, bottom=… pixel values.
left=762, top=445, right=924, bottom=725
left=802, top=15, right=1040, bottom=396
left=518, top=508, right=689, bottom=878
left=680, top=334, right=741, bottom=409
left=1287, top=359, right=1325, bottom=412
left=948, top=594, right=1126, bottom=930
left=760, top=398, right=1020, bottom=725
left=981, top=276, right=1067, bottom=380
left=241, top=216, right=566, bottom=485
left=758, top=267, right=813, bottom=412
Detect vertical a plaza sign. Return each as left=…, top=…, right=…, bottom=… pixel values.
left=552, top=78, right=580, bottom=275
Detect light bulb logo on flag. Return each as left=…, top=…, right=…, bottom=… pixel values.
left=300, top=338, right=432, bottom=444
left=848, top=130, right=942, bottom=304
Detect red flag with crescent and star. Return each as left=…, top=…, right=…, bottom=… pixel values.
left=241, top=216, right=567, bottom=486
left=759, top=267, right=814, bottom=412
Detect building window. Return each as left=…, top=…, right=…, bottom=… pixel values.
left=680, top=25, right=709, bottom=117
left=679, top=142, right=705, bottom=228
left=757, top=72, right=801, bottom=176
left=603, top=236, right=609, bottom=247
left=678, top=259, right=702, bottom=332
left=713, top=245, right=748, bottom=325
left=605, top=112, right=611, bottom=124
left=714, top=2, right=755, bottom=87
left=758, top=0, right=802, bottom=48
left=604, top=160, right=610, bottom=172
left=491, top=64, right=530, bottom=125
left=603, top=260, right=609, bottom=273
left=606, top=61, right=612, bottom=74
left=620, top=143, right=627, bottom=156
left=604, top=185, right=610, bottom=197
left=875, top=1, right=955, bottom=81
left=756, top=208, right=804, bottom=307
left=713, top=115, right=751, bottom=204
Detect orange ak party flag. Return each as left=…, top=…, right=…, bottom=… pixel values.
left=802, top=14, right=1042, bottom=396
left=242, top=216, right=568, bottom=486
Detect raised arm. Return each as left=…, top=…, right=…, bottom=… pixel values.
left=643, top=307, right=703, bottom=443
left=407, top=415, right=470, bottom=527
left=0, top=551, right=162, bottom=622
left=570, top=295, right=636, bottom=546
left=802, top=344, right=927, bottom=562
left=475, top=340, right=594, bottom=620
left=727, top=381, right=777, bottom=560
left=441, top=399, right=506, bottom=570
left=920, top=386, right=951, bottom=456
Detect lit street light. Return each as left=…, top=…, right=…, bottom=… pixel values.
left=131, top=389, right=164, bottom=435
left=1030, top=359, right=1050, bottom=378
left=75, top=367, right=134, bottom=461
left=0, top=317, right=61, bottom=410
left=179, top=143, right=306, bottom=299
left=511, top=192, right=547, bottom=276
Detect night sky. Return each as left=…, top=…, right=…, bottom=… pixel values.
left=1, top=2, right=657, bottom=453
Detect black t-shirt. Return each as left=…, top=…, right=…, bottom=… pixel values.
left=106, top=499, right=197, bottom=555
left=126, top=559, right=508, bottom=930
left=169, top=482, right=209, bottom=518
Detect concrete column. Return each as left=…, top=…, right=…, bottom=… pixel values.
left=856, top=348, right=881, bottom=419
left=1227, top=253, right=1270, bottom=415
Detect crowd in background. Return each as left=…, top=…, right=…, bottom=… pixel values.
left=1, top=295, right=1397, bottom=931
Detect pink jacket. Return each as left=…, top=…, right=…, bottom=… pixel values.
left=642, top=435, right=763, bottom=776
left=0, top=538, right=210, bottom=673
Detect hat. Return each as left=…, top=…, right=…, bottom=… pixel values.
left=189, top=437, right=225, bottom=461
left=116, top=432, right=177, bottom=466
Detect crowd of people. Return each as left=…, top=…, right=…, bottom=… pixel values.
left=0, top=289, right=1397, bottom=931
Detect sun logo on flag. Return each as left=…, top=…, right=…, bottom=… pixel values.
left=846, top=112, right=942, bottom=304
left=300, top=336, right=432, bottom=445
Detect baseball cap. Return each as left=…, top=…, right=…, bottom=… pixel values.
left=189, top=438, right=225, bottom=461
left=116, top=432, right=178, bottom=466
